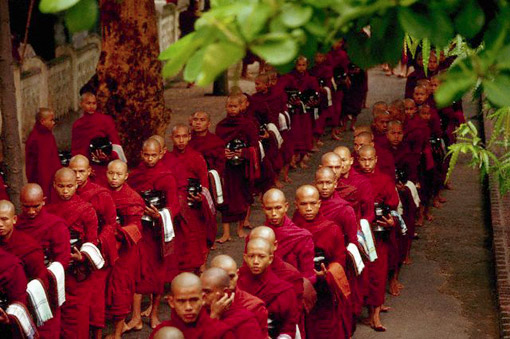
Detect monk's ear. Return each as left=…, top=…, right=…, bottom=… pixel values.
left=243, top=253, right=248, bottom=263
left=316, top=200, right=321, bottom=209
left=167, top=295, right=175, bottom=309
left=12, top=215, right=17, bottom=225
left=206, top=121, right=211, bottom=130
left=268, top=254, right=274, bottom=265
left=273, top=240, right=278, bottom=251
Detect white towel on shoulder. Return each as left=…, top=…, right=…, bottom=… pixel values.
left=159, top=208, right=174, bottom=243
left=80, top=243, right=105, bottom=270
left=47, top=262, right=66, bottom=307
left=26, top=279, right=53, bottom=326
left=6, top=302, right=37, bottom=339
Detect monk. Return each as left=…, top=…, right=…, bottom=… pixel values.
left=292, top=185, right=351, bottom=338
left=327, top=39, right=350, bottom=138
left=105, top=160, right=144, bottom=339
left=310, top=51, right=335, bottom=144
left=150, top=273, right=232, bottom=339
left=188, top=111, right=226, bottom=175
left=17, top=184, right=71, bottom=339
left=68, top=155, right=118, bottom=338
left=262, top=188, right=316, bottom=284
left=341, top=63, right=367, bottom=131
left=152, top=326, right=184, bottom=339
left=127, top=138, right=180, bottom=330
left=201, top=268, right=264, bottom=338
left=46, top=168, right=99, bottom=339
left=162, top=125, right=215, bottom=272
left=372, top=110, right=391, bottom=146
left=238, top=238, right=299, bottom=338
left=215, top=95, right=260, bottom=241
left=358, top=146, right=399, bottom=332
left=25, top=108, right=61, bottom=198
left=210, top=254, right=269, bottom=337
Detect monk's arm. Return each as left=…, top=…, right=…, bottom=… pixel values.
left=51, top=222, right=71, bottom=270
left=299, top=238, right=317, bottom=284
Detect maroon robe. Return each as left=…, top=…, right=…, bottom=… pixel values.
left=319, top=192, right=358, bottom=245
left=150, top=308, right=232, bottom=339
left=106, top=184, right=144, bottom=320
left=235, top=287, right=268, bottom=337
left=339, top=167, right=376, bottom=222
left=46, top=195, right=98, bottom=339
left=342, top=66, right=367, bottom=118
left=310, top=61, right=335, bottom=134
left=25, top=121, right=62, bottom=197
left=215, top=115, right=260, bottom=223
left=128, top=161, right=180, bottom=292
left=266, top=216, right=316, bottom=284
left=220, top=297, right=265, bottom=339
left=292, top=213, right=351, bottom=339
left=189, top=131, right=227, bottom=175
left=327, top=47, right=350, bottom=127
left=161, top=147, right=215, bottom=272
left=374, top=137, right=397, bottom=179
left=238, top=266, right=298, bottom=338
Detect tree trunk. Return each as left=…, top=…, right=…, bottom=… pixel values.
left=96, top=0, right=170, bottom=166
left=212, top=71, right=229, bottom=96
left=0, top=0, right=24, bottom=210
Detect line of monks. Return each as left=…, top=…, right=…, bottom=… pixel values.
left=0, top=42, right=463, bottom=339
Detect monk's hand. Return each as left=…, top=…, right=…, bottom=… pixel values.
left=187, top=192, right=202, bottom=205
left=289, top=96, right=301, bottom=106
left=260, top=130, right=270, bottom=139
left=0, top=308, right=9, bottom=324
left=70, top=246, right=84, bottom=263
left=377, top=215, right=395, bottom=228
left=210, top=292, right=234, bottom=319
left=314, top=263, right=328, bottom=278
left=92, top=149, right=109, bottom=162
left=396, top=182, right=405, bottom=191
left=145, top=205, right=161, bottom=220
left=225, top=149, right=234, bottom=159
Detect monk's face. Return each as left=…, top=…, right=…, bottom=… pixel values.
left=337, top=150, right=353, bottom=175
left=54, top=175, right=77, bottom=201
left=430, top=78, right=440, bottom=93
left=314, top=53, right=326, bottom=65
left=296, top=59, right=308, bottom=73
left=254, top=79, right=268, bottom=93
left=244, top=244, right=273, bottom=275
left=69, top=161, right=91, bottom=187
left=172, top=127, right=191, bottom=152
left=387, top=124, right=404, bottom=147
left=295, top=192, right=321, bottom=221
left=240, top=96, right=249, bottom=112
left=374, top=115, right=390, bottom=134
left=168, top=285, right=203, bottom=324
left=262, top=197, right=288, bottom=227
left=354, top=136, right=372, bottom=153
left=201, top=279, right=224, bottom=311
left=107, top=163, right=128, bottom=190
left=359, top=150, right=377, bottom=174
left=315, top=173, right=337, bottom=198
left=40, top=111, right=56, bottom=131
left=221, top=266, right=238, bottom=291
left=322, top=158, right=342, bottom=180
left=226, top=98, right=242, bottom=117
left=21, top=193, right=45, bottom=220
left=428, top=54, right=438, bottom=72
left=404, top=101, right=417, bottom=119
left=190, top=113, right=210, bottom=134
left=0, top=208, right=16, bottom=239
left=80, top=94, right=97, bottom=114
left=141, top=144, right=162, bottom=168
left=413, top=87, right=428, bottom=105
left=419, top=106, right=431, bottom=121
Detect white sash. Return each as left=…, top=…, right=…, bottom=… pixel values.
left=278, top=111, right=291, bottom=131
left=80, top=243, right=105, bottom=270
left=158, top=208, right=175, bottom=243
left=405, top=181, right=421, bottom=208
left=259, top=141, right=265, bottom=161
left=208, top=169, right=224, bottom=205
left=47, top=262, right=66, bottom=307
left=201, top=188, right=216, bottom=216
left=26, top=279, right=53, bottom=326
left=112, top=144, right=127, bottom=163
left=266, top=123, right=283, bottom=148
left=347, top=243, right=365, bottom=275
left=324, top=86, right=333, bottom=106
left=359, top=219, right=378, bottom=262
left=6, top=302, right=37, bottom=339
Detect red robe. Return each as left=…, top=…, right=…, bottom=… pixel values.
left=161, top=147, right=215, bottom=272
left=310, top=61, right=335, bottom=134
left=292, top=213, right=351, bottom=339
left=220, top=297, right=265, bottom=339
left=339, top=168, right=375, bottom=222
left=361, top=168, right=399, bottom=307
left=189, top=131, right=227, bottom=175
left=150, top=308, right=232, bottom=339
left=106, top=184, right=144, bottom=320
left=46, top=195, right=98, bottom=339
left=128, top=161, right=180, bottom=292
left=319, top=192, right=358, bottom=245
left=25, top=121, right=62, bottom=197
left=374, top=137, right=397, bottom=180
left=235, top=286, right=268, bottom=337
left=215, top=115, right=260, bottom=223
left=266, top=216, right=316, bottom=284
left=238, top=266, right=299, bottom=338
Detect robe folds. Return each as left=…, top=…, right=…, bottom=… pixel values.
left=342, top=68, right=367, bottom=118
left=25, top=121, right=62, bottom=198
left=128, top=161, right=180, bottom=293
left=266, top=216, right=316, bottom=284
left=238, top=266, right=299, bottom=338
left=189, top=131, right=227, bottom=175
left=292, top=213, right=351, bottom=339
left=106, top=184, right=144, bottom=320
left=234, top=286, right=269, bottom=338
left=319, top=192, right=358, bottom=245
left=150, top=309, right=232, bottom=339
left=310, top=61, right=335, bottom=134
left=216, top=115, right=260, bottom=223
left=46, top=195, right=98, bottom=339
left=374, top=137, right=396, bottom=180
left=327, top=47, right=349, bottom=127
left=220, top=296, right=265, bottom=339
left=340, top=168, right=376, bottom=223
left=162, top=147, right=215, bottom=272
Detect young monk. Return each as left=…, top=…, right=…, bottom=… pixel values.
left=238, top=238, right=299, bottom=338
left=209, top=254, right=269, bottom=337
left=372, top=110, right=391, bottom=146
left=150, top=273, right=233, bottom=339
left=69, top=155, right=118, bottom=339
left=105, top=160, right=144, bottom=339
left=200, top=268, right=264, bottom=338
left=215, top=95, right=260, bottom=242
left=25, top=108, right=61, bottom=198
left=46, top=168, right=99, bottom=339
left=293, top=185, right=351, bottom=339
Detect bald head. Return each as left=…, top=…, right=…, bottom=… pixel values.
left=295, top=185, right=321, bottom=220
left=108, top=159, right=128, bottom=173
left=210, top=254, right=239, bottom=290
left=171, top=124, right=190, bottom=135
left=54, top=167, right=76, bottom=183
left=107, top=160, right=129, bottom=191
left=354, top=131, right=374, bottom=153
left=262, top=188, right=286, bottom=205
left=249, top=226, right=276, bottom=249
left=53, top=168, right=77, bottom=201
left=320, top=152, right=342, bottom=180
left=358, top=145, right=377, bottom=173
left=359, top=145, right=376, bottom=156
left=169, top=273, right=203, bottom=324
left=69, top=154, right=89, bottom=168
left=333, top=146, right=351, bottom=158
left=244, top=238, right=274, bottom=275
left=315, top=166, right=336, bottom=182
left=171, top=272, right=201, bottom=295
left=149, top=135, right=167, bottom=152
left=201, top=268, right=230, bottom=290
left=0, top=200, right=17, bottom=239
left=246, top=237, right=272, bottom=255
left=153, top=327, right=184, bottom=339
left=354, top=125, right=372, bottom=137
left=295, top=185, right=319, bottom=201
left=20, top=183, right=43, bottom=202
left=0, top=200, right=15, bottom=216
left=35, top=108, right=54, bottom=122
left=142, top=138, right=162, bottom=152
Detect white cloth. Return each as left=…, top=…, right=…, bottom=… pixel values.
left=405, top=181, right=421, bottom=208
left=259, top=141, right=265, bottom=161
left=267, top=123, right=283, bottom=148
left=208, top=170, right=224, bottom=205
left=347, top=243, right=365, bottom=275
left=26, top=279, right=53, bottom=326
left=112, top=144, right=127, bottom=163
left=324, top=86, right=333, bottom=106
left=201, top=188, right=216, bottom=215
left=158, top=208, right=175, bottom=243
left=47, top=262, right=66, bottom=306
left=359, top=219, right=378, bottom=262
left=6, top=302, right=37, bottom=339
left=278, top=111, right=291, bottom=131
left=80, top=242, right=105, bottom=270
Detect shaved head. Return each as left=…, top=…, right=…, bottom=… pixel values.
left=354, top=125, right=372, bottom=137
left=295, top=185, right=319, bottom=201
left=295, top=185, right=321, bottom=221
left=54, top=167, right=76, bottom=183
left=244, top=237, right=274, bottom=275
left=169, top=273, right=203, bottom=324
left=35, top=107, right=54, bottom=122
left=149, top=135, right=167, bottom=151
left=333, top=146, right=353, bottom=175
left=191, top=111, right=211, bottom=121
left=354, top=131, right=374, bottom=153
left=69, top=154, right=89, bottom=168
left=210, top=254, right=239, bottom=290
left=315, top=167, right=336, bottom=182
left=0, top=200, right=15, bottom=216
left=249, top=226, right=276, bottom=250
left=334, top=146, right=351, bottom=158
left=153, top=327, right=184, bottom=339
left=171, top=272, right=201, bottom=295
left=246, top=237, right=272, bottom=255
left=201, top=268, right=230, bottom=290
left=143, top=138, right=162, bottom=152
left=359, top=145, right=376, bottom=157
left=171, top=124, right=190, bottom=135
left=0, top=200, right=17, bottom=240
left=20, top=184, right=45, bottom=219
left=262, top=188, right=286, bottom=205
left=20, top=183, right=43, bottom=202
left=320, top=152, right=342, bottom=180
left=262, top=189, right=288, bottom=227
left=108, top=159, right=128, bottom=173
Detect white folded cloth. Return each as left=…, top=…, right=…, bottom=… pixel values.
left=405, top=181, right=421, bottom=208
left=201, top=188, right=216, bottom=216
left=158, top=208, right=174, bottom=243
left=266, top=123, right=284, bottom=148
left=80, top=243, right=105, bottom=270
left=47, top=262, right=66, bottom=307
left=347, top=243, right=365, bottom=275
left=278, top=111, right=291, bottom=131
left=26, top=279, right=53, bottom=326
left=324, top=86, right=333, bottom=106
left=112, top=144, right=127, bottom=163
left=208, top=169, right=224, bottom=205
left=360, top=219, right=378, bottom=262
left=259, top=141, right=265, bottom=160
left=6, top=302, right=37, bottom=339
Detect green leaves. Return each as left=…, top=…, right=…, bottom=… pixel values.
left=398, top=7, right=431, bottom=40
left=195, top=42, right=245, bottom=85
left=434, top=62, right=477, bottom=108
left=483, top=75, right=510, bottom=108
left=454, top=0, right=485, bottom=39
left=280, top=4, right=313, bottom=28
left=237, top=3, right=272, bottom=41
left=39, top=0, right=80, bottom=13
left=251, top=33, right=298, bottom=65
left=64, top=0, right=98, bottom=33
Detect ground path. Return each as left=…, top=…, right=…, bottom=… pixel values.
left=84, top=67, right=498, bottom=338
